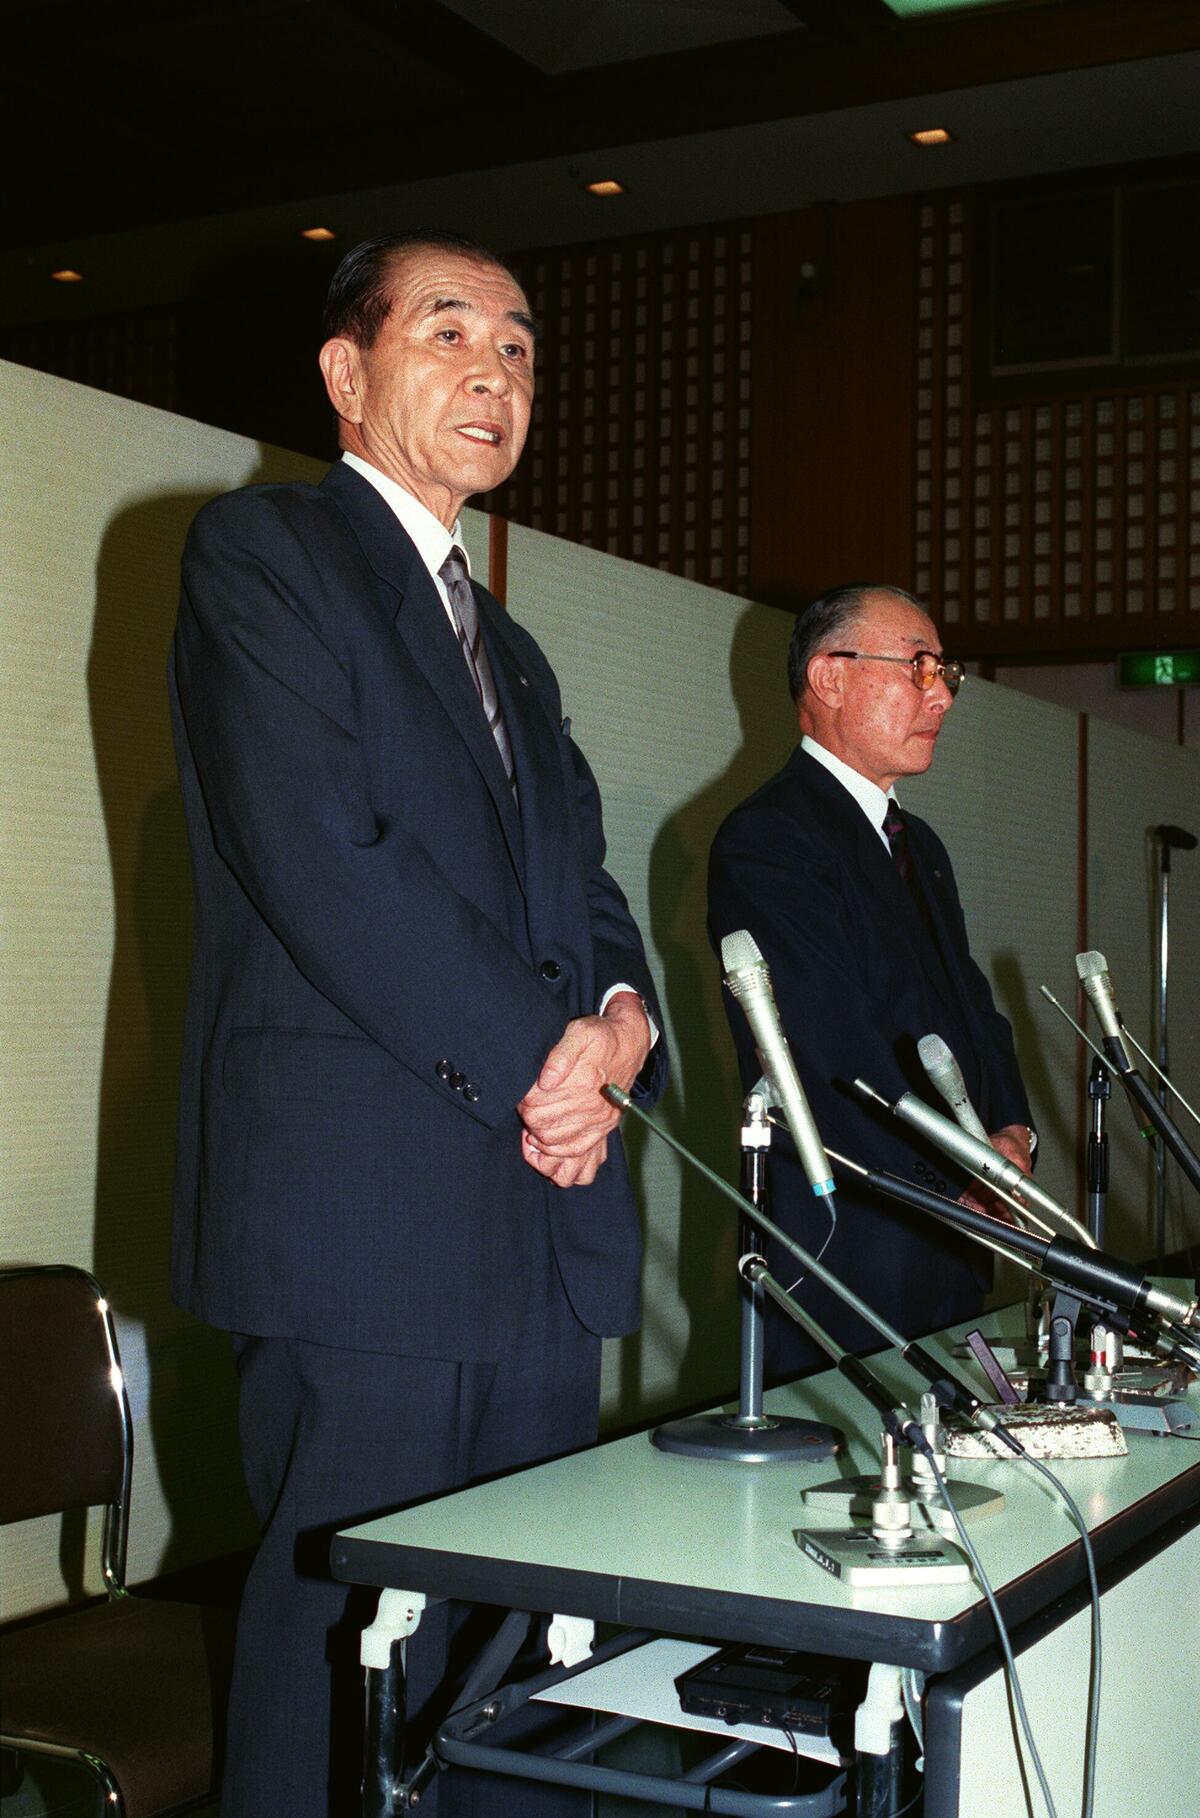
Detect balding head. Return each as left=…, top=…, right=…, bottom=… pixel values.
left=795, top=586, right=956, bottom=791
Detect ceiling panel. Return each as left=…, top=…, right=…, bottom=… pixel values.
left=438, top=0, right=803, bottom=73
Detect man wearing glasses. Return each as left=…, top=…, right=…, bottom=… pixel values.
left=708, top=583, right=1034, bottom=1375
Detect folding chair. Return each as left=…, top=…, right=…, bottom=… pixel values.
left=0, top=1265, right=235, bottom=1817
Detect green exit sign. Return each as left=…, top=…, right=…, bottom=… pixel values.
left=1117, top=650, right=1200, bottom=688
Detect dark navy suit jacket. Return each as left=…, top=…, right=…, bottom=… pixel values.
left=169, top=460, right=665, bottom=1361
left=708, top=744, right=1031, bottom=1360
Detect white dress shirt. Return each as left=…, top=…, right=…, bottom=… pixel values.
left=801, top=734, right=896, bottom=851
left=342, top=451, right=465, bottom=627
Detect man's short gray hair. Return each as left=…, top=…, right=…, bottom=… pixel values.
left=787, top=583, right=924, bottom=703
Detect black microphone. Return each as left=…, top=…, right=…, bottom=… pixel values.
left=866, top=1174, right=1197, bottom=1331
left=1155, top=823, right=1196, bottom=850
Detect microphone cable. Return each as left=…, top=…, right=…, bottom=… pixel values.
left=780, top=1171, right=837, bottom=1299
left=920, top=1447, right=1059, bottom=1818
left=1013, top=1451, right=1102, bottom=1818
left=921, top=1443, right=1102, bottom=1818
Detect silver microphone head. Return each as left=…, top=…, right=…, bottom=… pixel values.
left=721, top=929, right=770, bottom=1005
left=917, top=1034, right=990, bottom=1142
left=917, top=1033, right=955, bottom=1075
left=721, top=928, right=765, bottom=975
left=1075, top=949, right=1124, bottom=1046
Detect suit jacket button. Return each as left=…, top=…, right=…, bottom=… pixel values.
left=450, top=1071, right=467, bottom=1091
left=540, top=959, right=562, bottom=981
left=435, top=1059, right=453, bottom=1081
left=463, top=1083, right=480, bottom=1103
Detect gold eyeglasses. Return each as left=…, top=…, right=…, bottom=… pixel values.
left=827, top=650, right=965, bottom=696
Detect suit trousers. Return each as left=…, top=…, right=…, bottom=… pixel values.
left=221, top=1266, right=601, bottom=1818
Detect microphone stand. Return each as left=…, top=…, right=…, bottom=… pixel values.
left=650, top=1086, right=844, bottom=1462
left=1155, top=830, right=1172, bottom=1270
left=1086, top=1057, right=1111, bottom=1248
left=738, top=1256, right=974, bottom=1587
left=1153, top=823, right=1196, bottom=1267
left=603, top=1085, right=1019, bottom=1441
left=1080, top=1058, right=1124, bottom=1392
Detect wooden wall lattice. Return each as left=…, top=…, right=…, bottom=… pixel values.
left=914, top=194, right=1200, bottom=653
left=0, top=307, right=179, bottom=414
left=494, top=223, right=755, bottom=598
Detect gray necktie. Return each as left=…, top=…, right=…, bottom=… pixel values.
left=438, top=546, right=515, bottom=794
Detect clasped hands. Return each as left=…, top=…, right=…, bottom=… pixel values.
left=959, top=1123, right=1033, bottom=1224
left=518, top=992, right=652, bottom=1187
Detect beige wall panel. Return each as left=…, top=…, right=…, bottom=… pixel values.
left=504, top=523, right=796, bottom=1426
left=1085, top=720, right=1200, bottom=1263
left=1, top=361, right=325, bottom=1618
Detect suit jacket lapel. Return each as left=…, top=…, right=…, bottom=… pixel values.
left=904, top=819, right=974, bottom=1020
left=320, top=464, right=524, bottom=876
left=791, top=749, right=963, bottom=1029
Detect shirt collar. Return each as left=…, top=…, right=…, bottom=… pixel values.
left=341, top=452, right=469, bottom=584
left=801, top=734, right=896, bottom=846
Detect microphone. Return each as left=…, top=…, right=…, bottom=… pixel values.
left=864, top=1177, right=1197, bottom=1332
left=603, top=1082, right=1015, bottom=1436
left=720, top=930, right=834, bottom=1197
left=1076, top=950, right=1200, bottom=1195
left=1075, top=951, right=1131, bottom=1069
left=917, top=1033, right=990, bottom=1141
left=1155, top=823, right=1196, bottom=851
left=854, top=1077, right=1096, bottom=1248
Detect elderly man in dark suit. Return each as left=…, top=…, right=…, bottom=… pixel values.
left=708, top=583, right=1033, bottom=1377
left=169, top=230, right=664, bottom=1817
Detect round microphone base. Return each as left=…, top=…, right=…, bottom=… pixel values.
left=802, top=1472, right=1004, bottom=1532
left=651, top=1412, right=843, bottom=1464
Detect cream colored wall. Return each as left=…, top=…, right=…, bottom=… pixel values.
left=4, top=361, right=1197, bottom=1621
left=1, top=363, right=327, bottom=1617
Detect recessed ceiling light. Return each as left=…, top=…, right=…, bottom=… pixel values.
left=301, top=226, right=337, bottom=241
left=907, top=127, right=957, bottom=147
left=51, top=268, right=84, bottom=282
left=584, top=179, right=628, bottom=198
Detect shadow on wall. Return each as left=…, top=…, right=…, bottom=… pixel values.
left=83, top=449, right=307, bottom=1582
left=617, top=607, right=798, bottom=1422
left=990, top=951, right=1077, bottom=1167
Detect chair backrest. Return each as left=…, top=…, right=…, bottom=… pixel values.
left=0, top=1266, right=132, bottom=1556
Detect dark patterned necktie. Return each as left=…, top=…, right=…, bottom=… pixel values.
left=883, top=799, right=935, bottom=937
left=882, top=801, right=913, bottom=883
left=438, top=546, right=515, bottom=794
